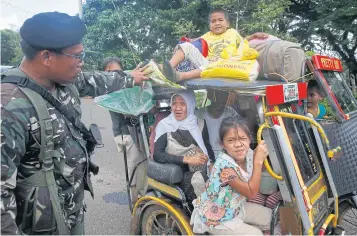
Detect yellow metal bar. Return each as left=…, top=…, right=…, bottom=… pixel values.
left=308, top=227, right=314, bottom=236
left=265, top=111, right=329, bottom=144
left=132, top=196, right=193, bottom=235
left=264, top=111, right=341, bottom=159
left=321, top=214, right=337, bottom=230
left=257, top=123, right=283, bottom=181
left=334, top=198, right=339, bottom=227
left=271, top=108, right=314, bottom=226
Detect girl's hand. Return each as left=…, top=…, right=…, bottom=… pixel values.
left=220, top=168, right=238, bottom=187
left=254, top=140, right=268, bottom=165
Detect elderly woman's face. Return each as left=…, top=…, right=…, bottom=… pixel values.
left=172, top=95, right=188, bottom=121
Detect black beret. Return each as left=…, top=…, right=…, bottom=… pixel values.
left=20, top=12, right=86, bottom=50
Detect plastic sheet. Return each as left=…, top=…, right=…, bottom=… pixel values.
left=95, top=82, right=155, bottom=116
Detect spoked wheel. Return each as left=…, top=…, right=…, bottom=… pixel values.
left=338, top=202, right=357, bottom=235
left=141, top=205, right=190, bottom=235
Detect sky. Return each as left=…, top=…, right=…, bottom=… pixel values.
left=0, top=0, right=81, bottom=31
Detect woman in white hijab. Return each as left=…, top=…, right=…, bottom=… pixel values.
left=154, top=90, right=215, bottom=202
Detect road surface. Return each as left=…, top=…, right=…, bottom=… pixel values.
left=81, top=99, right=131, bottom=235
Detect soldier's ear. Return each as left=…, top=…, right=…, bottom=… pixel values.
left=40, top=50, right=52, bottom=67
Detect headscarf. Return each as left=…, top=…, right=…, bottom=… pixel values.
left=154, top=90, right=208, bottom=155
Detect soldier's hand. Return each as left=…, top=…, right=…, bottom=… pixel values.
left=130, top=63, right=151, bottom=85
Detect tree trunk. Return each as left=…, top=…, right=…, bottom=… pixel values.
left=351, top=73, right=357, bottom=93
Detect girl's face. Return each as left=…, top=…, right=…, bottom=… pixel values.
left=222, top=126, right=251, bottom=162
left=171, top=95, right=188, bottom=121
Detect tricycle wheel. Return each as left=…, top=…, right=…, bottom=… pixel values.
left=338, top=201, right=357, bottom=235
left=141, top=205, right=189, bottom=235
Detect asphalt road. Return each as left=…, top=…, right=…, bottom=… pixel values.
left=80, top=98, right=131, bottom=235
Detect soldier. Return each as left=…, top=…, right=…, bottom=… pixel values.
left=1, top=12, right=149, bottom=235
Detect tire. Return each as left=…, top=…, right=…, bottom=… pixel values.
left=270, top=201, right=282, bottom=235
left=338, top=201, right=357, bottom=235
left=141, top=205, right=190, bottom=235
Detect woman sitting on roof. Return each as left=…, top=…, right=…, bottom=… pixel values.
left=153, top=90, right=215, bottom=203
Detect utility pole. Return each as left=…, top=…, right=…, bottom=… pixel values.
left=235, top=0, right=239, bottom=31
left=235, top=11, right=239, bottom=31
left=78, top=0, right=83, bottom=19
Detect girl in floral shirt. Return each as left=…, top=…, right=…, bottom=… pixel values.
left=191, top=116, right=272, bottom=235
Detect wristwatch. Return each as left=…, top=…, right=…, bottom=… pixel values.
left=114, top=70, right=135, bottom=88
left=125, top=74, right=135, bottom=88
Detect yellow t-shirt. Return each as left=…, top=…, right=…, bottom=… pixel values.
left=201, top=28, right=243, bottom=62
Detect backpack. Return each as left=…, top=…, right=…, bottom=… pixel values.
left=1, top=75, right=83, bottom=235
left=249, top=39, right=306, bottom=82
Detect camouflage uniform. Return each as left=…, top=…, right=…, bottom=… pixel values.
left=1, top=68, right=133, bottom=235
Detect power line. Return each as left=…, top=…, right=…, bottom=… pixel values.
left=1, top=0, right=35, bottom=15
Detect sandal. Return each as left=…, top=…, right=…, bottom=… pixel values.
left=163, top=60, right=180, bottom=82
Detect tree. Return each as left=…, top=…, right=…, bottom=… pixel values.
left=286, top=0, right=357, bottom=77
left=82, top=0, right=212, bottom=69
left=1, top=29, right=22, bottom=66
left=81, top=0, right=356, bottom=79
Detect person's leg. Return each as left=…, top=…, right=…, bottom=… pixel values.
left=113, top=134, right=145, bottom=201
left=165, top=43, right=209, bottom=81
left=70, top=208, right=85, bottom=235
left=191, top=171, right=206, bottom=197
left=169, top=47, right=185, bottom=68
left=265, top=191, right=283, bottom=209
left=178, top=69, right=202, bottom=81
left=174, top=43, right=209, bottom=70
left=207, top=221, right=263, bottom=235
left=243, top=202, right=272, bottom=232
left=110, top=111, right=128, bottom=153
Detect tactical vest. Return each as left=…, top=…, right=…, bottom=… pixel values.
left=1, top=73, right=84, bottom=235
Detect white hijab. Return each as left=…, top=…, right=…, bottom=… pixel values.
left=154, top=90, right=208, bottom=155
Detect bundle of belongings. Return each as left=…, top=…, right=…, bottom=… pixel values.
left=249, top=35, right=305, bottom=82
left=200, top=38, right=260, bottom=81
left=181, top=34, right=305, bottom=82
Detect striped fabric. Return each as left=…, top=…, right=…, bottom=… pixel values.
left=248, top=192, right=267, bottom=206
left=265, top=191, right=283, bottom=209
left=248, top=191, right=283, bottom=209
left=178, top=42, right=210, bottom=70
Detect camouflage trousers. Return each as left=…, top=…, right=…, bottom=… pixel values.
left=21, top=206, right=85, bottom=235
left=68, top=207, right=85, bottom=235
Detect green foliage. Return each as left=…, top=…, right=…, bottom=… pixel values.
left=305, top=51, right=316, bottom=57
left=1, top=29, right=23, bottom=66
left=82, top=0, right=293, bottom=70
left=320, top=98, right=335, bottom=117
left=81, top=0, right=356, bottom=79
left=195, top=90, right=207, bottom=109
left=287, top=0, right=357, bottom=75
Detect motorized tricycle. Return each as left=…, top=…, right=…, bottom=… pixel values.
left=98, top=55, right=356, bottom=235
